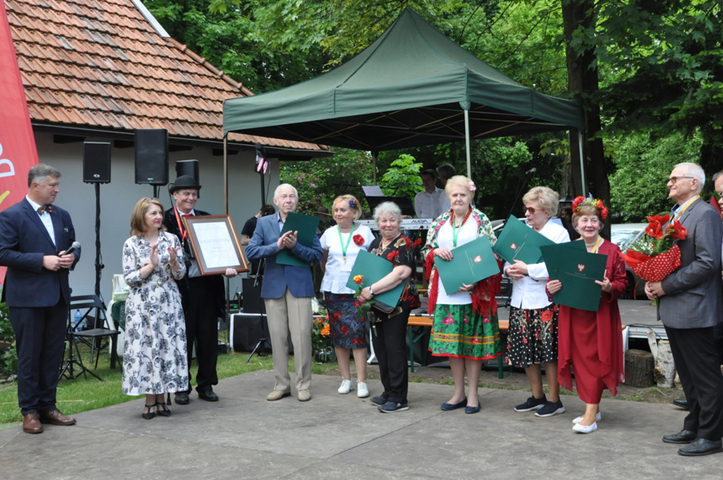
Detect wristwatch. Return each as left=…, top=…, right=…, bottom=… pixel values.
left=368, top=285, right=375, bottom=296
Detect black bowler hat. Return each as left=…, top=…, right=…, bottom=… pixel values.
left=169, top=175, right=201, bottom=194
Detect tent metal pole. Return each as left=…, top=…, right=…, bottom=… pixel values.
left=372, top=150, right=378, bottom=184
left=464, top=110, right=471, bottom=178
left=577, top=130, right=586, bottom=196
left=224, top=135, right=228, bottom=214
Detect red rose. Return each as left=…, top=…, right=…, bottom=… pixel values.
left=647, top=214, right=670, bottom=225
left=645, top=216, right=666, bottom=239
left=645, top=222, right=664, bottom=239
left=353, top=234, right=364, bottom=246
left=668, top=220, right=689, bottom=241
left=414, top=238, right=422, bottom=247
left=387, top=250, right=400, bottom=262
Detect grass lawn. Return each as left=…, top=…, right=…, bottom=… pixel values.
left=0, top=344, right=337, bottom=430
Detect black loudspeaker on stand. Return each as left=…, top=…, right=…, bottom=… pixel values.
left=83, top=142, right=111, bottom=184
left=135, top=128, right=168, bottom=197
left=83, top=142, right=109, bottom=299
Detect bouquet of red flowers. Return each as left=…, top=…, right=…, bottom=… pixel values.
left=618, top=214, right=688, bottom=286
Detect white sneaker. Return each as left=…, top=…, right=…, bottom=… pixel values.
left=572, top=421, right=598, bottom=434
left=357, top=382, right=369, bottom=398
left=338, top=379, right=353, bottom=394
left=572, top=412, right=601, bottom=424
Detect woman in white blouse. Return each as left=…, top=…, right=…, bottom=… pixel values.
left=505, top=187, right=570, bottom=418
left=320, top=195, right=375, bottom=398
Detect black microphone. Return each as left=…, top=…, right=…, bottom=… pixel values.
left=60, top=241, right=80, bottom=256
left=525, top=167, right=537, bottom=174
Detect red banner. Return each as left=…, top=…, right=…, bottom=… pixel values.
left=1, top=2, right=40, bottom=284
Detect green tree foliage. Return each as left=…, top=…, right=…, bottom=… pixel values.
left=143, top=0, right=329, bottom=93
left=279, top=149, right=374, bottom=215
left=378, top=154, right=423, bottom=199
left=608, top=130, right=703, bottom=222
left=593, top=1, right=723, bottom=173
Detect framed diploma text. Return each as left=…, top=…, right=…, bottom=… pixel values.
left=182, top=215, right=249, bottom=275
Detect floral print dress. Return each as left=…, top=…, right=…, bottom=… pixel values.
left=122, top=231, right=189, bottom=396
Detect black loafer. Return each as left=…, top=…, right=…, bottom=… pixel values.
left=672, top=398, right=689, bottom=410
left=198, top=389, right=219, bottom=402
left=678, top=438, right=723, bottom=456
left=663, top=429, right=697, bottom=444
left=441, top=397, right=467, bottom=411
left=174, top=392, right=190, bottom=405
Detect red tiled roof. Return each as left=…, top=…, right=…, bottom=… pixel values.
left=6, top=0, right=326, bottom=152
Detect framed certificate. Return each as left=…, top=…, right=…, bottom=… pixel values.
left=182, top=215, right=249, bottom=275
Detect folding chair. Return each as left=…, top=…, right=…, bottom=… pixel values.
left=69, top=295, right=119, bottom=369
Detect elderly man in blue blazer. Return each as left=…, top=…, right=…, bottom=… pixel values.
left=246, top=184, right=322, bottom=401
left=0, top=164, right=80, bottom=434
left=647, top=162, right=723, bottom=456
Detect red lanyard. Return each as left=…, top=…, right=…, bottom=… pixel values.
left=174, top=206, right=191, bottom=242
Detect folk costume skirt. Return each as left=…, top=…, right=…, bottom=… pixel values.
left=430, top=304, right=500, bottom=360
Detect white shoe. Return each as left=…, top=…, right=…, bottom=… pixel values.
left=338, top=379, right=353, bottom=394
left=573, top=412, right=601, bottom=424
left=572, top=421, right=598, bottom=434
left=357, top=382, right=369, bottom=398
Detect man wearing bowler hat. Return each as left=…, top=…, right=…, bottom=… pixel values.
left=164, top=175, right=236, bottom=404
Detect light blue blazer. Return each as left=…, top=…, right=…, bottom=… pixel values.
left=246, top=213, right=322, bottom=299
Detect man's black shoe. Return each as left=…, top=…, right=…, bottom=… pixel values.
left=175, top=392, right=190, bottom=405
left=663, top=429, right=697, bottom=444
left=198, top=389, right=219, bottom=402
left=678, top=438, right=723, bottom=456
left=673, top=398, right=689, bottom=410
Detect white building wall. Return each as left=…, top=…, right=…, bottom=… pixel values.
left=34, top=132, right=279, bottom=302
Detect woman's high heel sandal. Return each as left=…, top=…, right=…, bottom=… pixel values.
left=142, top=404, right=156, bottom=420
left=156, top=402, right=171, bottom=417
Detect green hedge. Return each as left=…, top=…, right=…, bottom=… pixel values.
left=0, top=302, right=17, bottom=377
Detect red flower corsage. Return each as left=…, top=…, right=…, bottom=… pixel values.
left=353, top=234, right=365, bottom=246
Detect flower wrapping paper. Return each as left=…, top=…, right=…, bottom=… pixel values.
left=618, top=245, right=681, bottom=283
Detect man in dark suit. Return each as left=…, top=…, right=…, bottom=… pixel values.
left=246, top=184, right=322, bottom=402
left=646, top=162, right=723, bottom=456
left=164, top=175, right=236, bottom=404
left=0, top=164, right=80, bottom=434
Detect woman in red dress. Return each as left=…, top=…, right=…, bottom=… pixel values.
left=547, top=197, right=627, bottom=434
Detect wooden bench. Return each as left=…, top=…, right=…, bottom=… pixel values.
left=407, top=316, right=510, bottom=378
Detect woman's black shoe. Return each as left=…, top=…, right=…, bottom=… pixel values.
left=142, top=404, right=156, bottom=420
left=156, top=402, right=171, bottom=417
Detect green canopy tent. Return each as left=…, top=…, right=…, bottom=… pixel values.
left=223, top=8, right=584, bottom=182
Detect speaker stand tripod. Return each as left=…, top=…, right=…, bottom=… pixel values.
left=246, top=337, right=272, bottom=364
left=59, top=320, right=104, bottom=382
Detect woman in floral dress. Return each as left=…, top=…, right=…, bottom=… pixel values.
left=320, top=194, right=375, bottom=398
left=422, top=175, right=501, bottom=414
left=122, top=197, right=188, bottom=420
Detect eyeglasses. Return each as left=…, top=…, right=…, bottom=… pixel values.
left=523, top=206, right=537, bottom=214
left=668, top=176, right=694, bottom=184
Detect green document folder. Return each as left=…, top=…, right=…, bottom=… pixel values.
left=493, top=216, right=555, bottom=265
left=346, top=250, right=404, bottom=308
left=276, top=212, right=321, bottom=267
left=433, top=237, right=500, bottom=293
left=540, top=242, right=607, bottom=312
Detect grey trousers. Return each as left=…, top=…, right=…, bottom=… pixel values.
left=264, top=289, right=313, bottom=392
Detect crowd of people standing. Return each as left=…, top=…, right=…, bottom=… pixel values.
left=2, top=161, right=722, bottom=457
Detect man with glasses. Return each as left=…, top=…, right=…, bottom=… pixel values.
left=246, top=184, right=322, bottom=402
left=646, top=163, right=723, bottom=456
